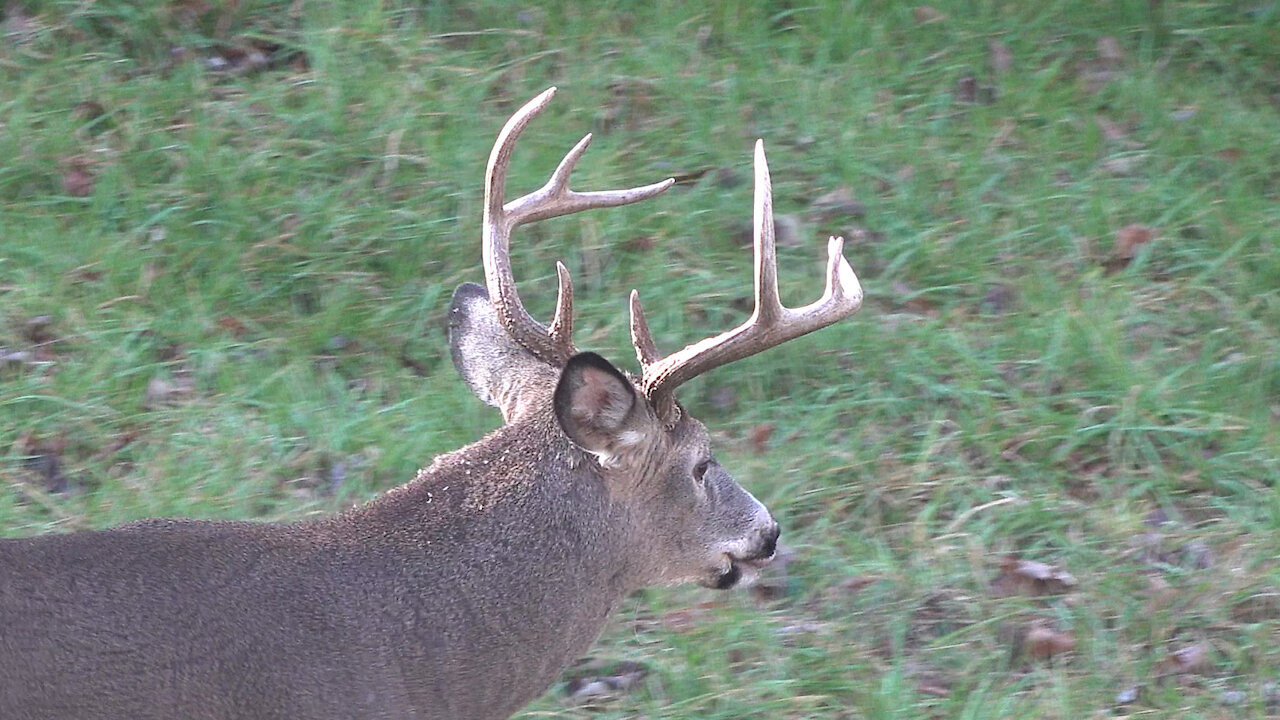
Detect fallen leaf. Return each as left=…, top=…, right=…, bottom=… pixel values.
left=623, top=235, right=655, bottom=252
left=991, top=555, right=1077, bottom=597
left=988, top=39, right=1013, bottom=73
left=1096, top=115, right=1129, bottom=142
left=809, top=186, right=866, bottom=223
left=1024, top=622, right=1076, bottom=660
left=955, top=74, right=977, bottom=104
left=61, top=167, right=95, bottom=197
left=746, top=424, right=775, bottom=455
left=1114, top=685, right=1141, bottom=705
left=217, top=316, right=250, bottom=338
left=707, top=384, right=738, bottom=413
left=1097, top=35, right=1125, bottom=65
left=1113, top=223, right=1155, bottom=261
left=563, top=660, right=647, bottom=707
left=1215, top=147, right=1244, bottom=162
left=0, top=348, right=36, bottom=370
left=836, top=574, right=882, bottom=596
left=143, top=375, right=196, bottom=409
left=1156, top=643, right=1209, bottom=677
left=22, top=315, right=55, bottom=345
left=981, top=285, right=1016, bottom=314
left=18, top=432, right=70, bottom=493
left=913, top=5, right=945, bottom=23
left=1099, top=154, right=1144, bottom=177
left=773, top=213, right=803, bottom=248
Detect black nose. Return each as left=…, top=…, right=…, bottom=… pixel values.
left=759, top=523, right=780, bottom=558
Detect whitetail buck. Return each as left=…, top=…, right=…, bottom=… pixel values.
left=0, top=88, right=862, bottom=719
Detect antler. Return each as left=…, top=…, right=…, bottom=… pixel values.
left=484, top=87, right=675, bottom=366
left=630, top=139, right=864, bottom=420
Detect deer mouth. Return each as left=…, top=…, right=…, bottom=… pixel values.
left=707, top=550, right=775, bottom=590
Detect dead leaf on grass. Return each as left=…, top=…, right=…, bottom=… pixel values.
left=17, top=432, right=71, bottom=493
left=810, top=186, right=866, bottom=223
left=22, top=315, right=55, bottom=345
left=1215, top=147, right=1244, bottom=162
left=1097, top=35, right=1126, bottom=65
left=913, top=5, right=946, bottom=23
left=991, top=555, right=1077, bottom=597
left=563, top=660, right=647, bottom=707
left=2, top=2, right=43, bottom=43
left=746, top=424, right=775, bottom=455
left=1106, top=223, right=1157, bottom=272
left=61, top=167, right=95, bottom=197
left=1024, top=622, right=1076, bottom=660
left=1156, top=643, right=1210, bottom=678
left=988, top=39, right=1013, bottom=73
left=1098, top=153, right=1145, bottom=177
left=143, top=375, right=196, bottom=409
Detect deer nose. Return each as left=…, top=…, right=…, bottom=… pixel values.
left=759, top=523, right=780, bottom=559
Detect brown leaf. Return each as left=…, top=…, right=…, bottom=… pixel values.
left=1156, top=643, right=1209, bottom=677
left=1215, top=147, right=1244, bottom=162
left=746, top=424, right=775, bottom=455
left=991, top=555, right=1077, bottom=597
left=1097, top=35, right=1125, bottom=66
left=22, top=315, right=55, bottom=345
left=61, top=168, right=95, bottom=197
left=1096, top=115, right=1129, bottom=142
left=1024, top=623, right=1076, bottom=660
left=1113, top=223, right=1155, bottom=261
left=810, top=186, right=866, bottom=223
left=988, top=39, right=1013, bottom=73
left=2, top=2, right=42, bottom=43
left=217, top=316, right=250, bottom=338
left=623, top=235, right=655, bottom=252
left=837, top=574, right=882, bottom=595
left=655, top=603, right=716, bottom=634
left=773, top=213, right=803, bottom=248
left=18, top=432, right=70, bottom=493
left=1099, top=154, right=1144, bottom=177
left=143, top=375, right=195, bottom=409
left=564, top=660, right=647, bottom=706
left=981, top=285, right=1016, bottom=314
left=954, top=74, right=977, bottom=104
left=913, top=5, right=945, bottom=23
left=891, top=281, right=939, bottom=317
left=72, top=100, right=107, bottom=122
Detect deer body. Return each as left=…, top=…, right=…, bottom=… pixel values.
left=3, top=401, right=636, bottom=719
left=0, top=88, right=861, bottom=719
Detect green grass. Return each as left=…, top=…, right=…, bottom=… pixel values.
left=3, top=0, right=1279, bottom=716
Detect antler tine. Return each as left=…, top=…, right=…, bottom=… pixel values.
left=483, top=87, right=675, bottom=366
left=633, top=139, right=864, bottom=418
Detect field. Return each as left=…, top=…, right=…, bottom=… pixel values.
left=2, top=1, right=1279, bottom=717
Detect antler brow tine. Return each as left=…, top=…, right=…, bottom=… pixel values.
left=482, top=87, right=675, bottom=366
left=632, top=138, right=864, bottom=420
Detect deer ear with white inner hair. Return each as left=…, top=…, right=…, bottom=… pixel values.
left=448, top=281, right=550, bottom=422
left=554, top=352, right=645, bottom=460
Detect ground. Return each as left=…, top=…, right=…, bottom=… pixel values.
left=1, top=1, right=1278, bottom=717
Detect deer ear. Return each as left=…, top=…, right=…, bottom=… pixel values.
left=449, top=282, right=552, bottom=422
left=554, top=352, right=646, bottom=458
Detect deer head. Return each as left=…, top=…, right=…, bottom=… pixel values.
left=449, top=87, right=863, bottom=590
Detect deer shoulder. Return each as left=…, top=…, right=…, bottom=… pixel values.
left=0, top=87, right=862, bottom=720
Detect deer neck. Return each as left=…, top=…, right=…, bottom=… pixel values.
left=330, top=415, right=638, bottom=714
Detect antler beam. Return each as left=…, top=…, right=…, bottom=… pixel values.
left=483, top=87, right=675, bottom=366
left=630, top=140, right=863, bottom=420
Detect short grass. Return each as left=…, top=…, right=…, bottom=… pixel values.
left=3, top=1, right=1279, bottom=717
